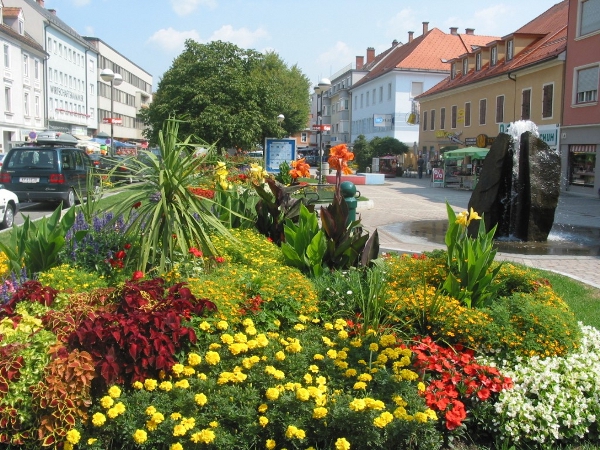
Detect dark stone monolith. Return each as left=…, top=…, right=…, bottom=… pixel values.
left=468, top=130, right=560, bottom=241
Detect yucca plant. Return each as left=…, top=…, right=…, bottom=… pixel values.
left=110, top=118, right=235, bottom=274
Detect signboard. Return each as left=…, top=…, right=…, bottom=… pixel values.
left=265, top=138, right=296, bottom=173
left=432, top=167, right=444, bottom=184
left=103, top=118, right=123, bottom=124
left=311, top=124, right=331, bottom=131
left=373, top=114, right=393, bottom=127
left=498, top=122, right=558, bottom=148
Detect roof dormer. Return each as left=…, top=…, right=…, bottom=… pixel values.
left=3, top=7, right=24, bottom=35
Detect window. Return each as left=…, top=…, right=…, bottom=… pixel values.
left=411, top=82, right=423, bottom=98
left=59, top=44, right=62, bottom=57
left=53, top=40, right=57, bottom=53
left=34, top=60, right=39, bottom=79
left=507, top=40, right=514, bottom=61
left=388, top=83, right=392, bottom=100
left=465, top=102, right=471, bottom=126
left=542, top=83, right=554, bottom=118
left=496, top=95, right=505, bottom=123
left=580, top=0, right=600, bottom=35
left=451, top=63, right=456, bottom=79
left=89, top=107, right=94, bottom=120
left=372, top=89, right=376, bottom=104
left=35, top=96, right=40, bottom=117
left=3, top=45, right=9, bottom=68
left=475, top=53, right=482, bottom=71
left=451, top=105, right=457, bottom=128
left=354, top=95, right=357, bottom=110
left=47, top=37, right=51, bottom=51
left=301, top=132, right=307, bottom=143
left=491, top=47, right=498, bottom=66
left=360, top=93, right=363, bottom=108
left=366, top=91, right=369, bottom=106
left=462, top=58, right=468, bottom=76
left=23, top=55, right=28, bottom=77
left=23, top=92, right=29, bottom=116
left=4, top=87, right=11, bottom=112
left=423, top=111, right=428, bottom=131
left=18, top=20, right=23, bottom=35
left=440, top=107, right=446, bottom=129
left=575, top=66, right=599, bottom=103
left=430, top=110, right=435, bottom=130
left=479, top=99, right=487, bottom=125
left=521, top=88, right=531, bottom=119
left=49, top=69, right=52, bottom=81
left=379, top=86, right=383, bottom=102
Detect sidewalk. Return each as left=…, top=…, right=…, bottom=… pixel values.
left=354, top=176, right=600, bottom=289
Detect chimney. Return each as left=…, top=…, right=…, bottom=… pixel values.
left=36, top=0, right=45, bottom=6
left=366, top=47, right=375, bottom=64
left=356, top=55, right=364, bottom=70
left=450, top=27, right=458, bottom=35
left=408, top=31, right=414, bottom=43
left=48, top=9, right=57, bottom=15
left=465, top=28, right=475, bottom=35
left=422, top=21, right=429, bottom=35
left=392, top=39, right=398, bottom=47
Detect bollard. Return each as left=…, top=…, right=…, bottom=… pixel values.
left=340, top=180, right=357, bottom=225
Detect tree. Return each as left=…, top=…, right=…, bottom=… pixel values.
left=141, top=40, right=311, bottom=151
left=370, top=136, right=409, bottom=157
left=352, top=135, right=371, bottom=172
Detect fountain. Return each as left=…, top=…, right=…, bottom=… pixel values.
left=467, top=121, right=560, bottom=241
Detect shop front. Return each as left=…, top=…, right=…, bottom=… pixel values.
left=568, top=144, right=597, bottom=187
left=441, top=147, right=489, bottom=189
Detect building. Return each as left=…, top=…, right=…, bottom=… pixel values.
left=416, top=1, right=567, bottom=167
left=0, top=3, right=46, bottom=151
left=560, top=0, right=600, bottom=193
left=349, top=23, right=497, bottom=156
left=3, top=0, right=98, bottom=139
left=83, top=37, right=152, bottom=147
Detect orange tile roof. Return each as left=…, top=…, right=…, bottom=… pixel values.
left=353, top=28, right=498, bottom=89
left=418, top=0, right=568, bottom=98
left=3, top=7, right=22, bottom=18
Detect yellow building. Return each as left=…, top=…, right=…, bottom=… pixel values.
left=416, top=1, right=567, bottom=165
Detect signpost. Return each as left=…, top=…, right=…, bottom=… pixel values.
left=265, top=138, right=296, bottom=173
left=432, top=167, right=444, bottom=185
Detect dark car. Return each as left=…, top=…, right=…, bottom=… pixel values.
left=0, top=131, right=95, bottom=208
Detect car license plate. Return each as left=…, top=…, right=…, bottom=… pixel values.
left=20, top=177, right=40, bottom=183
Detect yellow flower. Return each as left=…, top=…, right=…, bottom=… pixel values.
left=221, top=333, right=234, bottom=344
left=242, top=318, right=254, bottom=327
left=275, top=351, right=286, bottom=361
left=265, top=387, right=280, bottom=401
left=369, top=343, right=379, bottom=352
left=417, top=382, right=426, bottom=392
left=114, top=402, right=126, bottom=414
left=100, top=396, right=114, bottom=409
left=467, top=207, right=482, bottom=225
left=133, top=429, right=148, bottom=444
left=191, top=429, right=216, bottom=444
left=133, top=381, right=143, bottom=389
left=373, top=411, right=394, bottom=428
left=335, top=437, right=351, bottom=450
left=66, top=429, right=80, bottom=444
left=175, top=379, right=190, bottom=389
left=87, top=439, right=97, bottom=445
left=338, top=330, right=349, bottom=339
left=170, top=443, right=183, bottom=450
left=92, top=412, right=106, bottom=427
left=152, top=412, right=165, bottom=423
left=296, top=388, right=310, bottom=401
left=258, top=403, right=268, bottom=413
left=199, top=321, right=211, bottom=331
left=146, top=405, right=157, bottom=416
left=172, top=363, right=185, bottom=375
left=205, top=351, right=221, bottom=365
left=209, top=421, right=219, bottom=428
left=313, top=407, right=328, bottom=419
left=108, top=386, right=121, bottom=398
left=107, top=407, right=119, bottom=419
left=159, top=381, right=173, bottom=391
left=64, top=443, right=73, bottom=450
left=216, top=320, right=229, bottom=330
left=349, top=398, right=366, bottom=411
left=171, top=412, right=182, bottom=420
left=195, top=393, right=208, bottom=406
left=285, top=425, right=306, bottom=439
left=144, top=379, right=158, bottom=391
left=266, top=439, right=276, bottom=449
left=259, top=415, right=269, bottom=427
left=353, top=381, right=367, bottom=390
left=173, top=424, right=187, bottom=436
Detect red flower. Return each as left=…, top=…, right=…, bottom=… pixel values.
left=132, top=201, right=142, bottom=209
left=115, top=250, right=126, bottom=260
left=215, top=256, right=225, bottom=264
left=189, top=247, right=203, bottom=258
left=124, top=243, right=132, bottom=250
left=132, top=271, right=144, bottom=281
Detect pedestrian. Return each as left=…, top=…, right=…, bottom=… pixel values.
left=417, top=156, right=425, bottom=179
left=426, top=160, right=432, bottom=176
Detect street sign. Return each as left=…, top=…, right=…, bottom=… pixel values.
left=102, top=118, right=123, bottom=124
left=311, top=124, right=331, bottom=131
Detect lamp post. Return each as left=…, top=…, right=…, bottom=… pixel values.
left=277, top=114, right=285, bottom=136
left=314, top=78, right=331, bottom=183
left=100, top=68, right=123, bottom=157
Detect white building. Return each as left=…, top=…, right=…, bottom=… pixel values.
left=83, top=37, right=152, bottom=145
left=0, top=3, right=46, bottom=151
left=3, top=0, right=98, bottom=138
left=350, top=24, right=497, bottom=150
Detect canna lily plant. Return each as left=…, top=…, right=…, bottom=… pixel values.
left=442, top=202, right=502, bottom=308
left=289, top=157, right=311, bottom=182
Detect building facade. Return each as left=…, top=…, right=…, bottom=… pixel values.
left=84, top=37, right=152, bottom=145
left=349, top=23, right=497, bottom=157
left=4, top=0, right=99, bottom=138
left=0, top=3, right=46, bottom=151
left=560, top=0, right=600, bottom=193
left=416, top=1, right=567, bottom=167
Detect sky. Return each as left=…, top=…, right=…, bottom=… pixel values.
left=44, top=0, right=562, bottom=91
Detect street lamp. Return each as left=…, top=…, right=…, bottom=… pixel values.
left=100, top=68, right=123, bottom=157
left=277, top=114, right=285, bottom=123
left=314, top=78, right=331, bottom=183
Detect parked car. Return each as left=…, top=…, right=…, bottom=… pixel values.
left=0, top=186, right=18, bottom=228
left=0, top=131, right=96, bottom=208
left=0, top=154, right=6, bottom=167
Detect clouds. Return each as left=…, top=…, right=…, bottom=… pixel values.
left=170, top=0, right=217, bottom=16
left=208, top=25, right=269, bottom=48
left=147, top=28, right=201, bottom=53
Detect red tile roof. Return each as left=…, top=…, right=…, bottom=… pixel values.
left=353, top=28, right=497, bottom=89
left=3, top=7, right=22, bottom=18
left=418, top=0, right=568, bottom=98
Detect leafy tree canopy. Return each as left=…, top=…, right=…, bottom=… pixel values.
left=351, top=135, right=408, bottom=172
left=141, top=40, right=311, bottom=151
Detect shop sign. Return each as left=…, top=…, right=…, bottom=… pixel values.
left=432, top=167, right=444, bottom=184
left=499, top=122, right=558, bottom=147
left=373, top=114, right=392, bottom=127
left=312, top=124, right=331, bottom=131
left=464, top=137, right=477, bottom=146
left=103, top=118, right=122, bottom=124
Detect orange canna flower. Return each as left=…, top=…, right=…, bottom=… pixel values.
left=328, top=144, right=354, bottom=174
left=289, top=157, right=311, bottom=179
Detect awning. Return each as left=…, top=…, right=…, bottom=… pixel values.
left=569, top=144, right=597, bottom=153
left=73, top=134, right=91, bottom=141
left=442, top=147, right=489, bottom=160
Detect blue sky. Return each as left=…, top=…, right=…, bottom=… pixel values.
left=45, top=0, right=561, bottom=91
